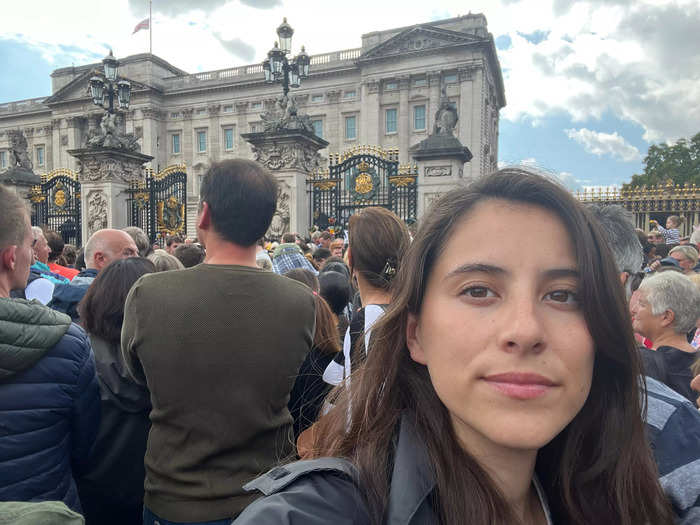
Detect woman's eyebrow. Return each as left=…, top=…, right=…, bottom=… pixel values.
left=542, top=268, right=579, bottom=280
left=444, top=263, right=507, bottom=281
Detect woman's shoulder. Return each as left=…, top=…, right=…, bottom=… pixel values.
left=234, top=458, right=371, bottom=525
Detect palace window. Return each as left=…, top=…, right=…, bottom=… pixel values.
left=444, top=73, right=458, bottom=84
left=223, top=105, right=233, bottom=113
left=311, top=119, right=323, bottom=138
left=196, top=130, right=207, bottom=153
left=172, top=133, right=181, bottom=154
left=224, top=127, right=234, bottom=150
left=170, top=112, right=180, bottom=119
left=311, top=94, right=324, bottom=103
left=36, top=145, right=45, bottom=167
left=0, top=151, right=6, bottom=169
left=251, top=101, right=262, bottom=109
left=197, top=108, right=206, bottom=115
left=345, top=116, right=357, bottom=140
left=343, top=90, right=356, bottom=100
left=385, top=108, right=397, bottom=134
left=413, top=78, right=427, bottom=88
left=413, top=105, right=426, bottom=131
left=384, top=81, right=398, bottom=91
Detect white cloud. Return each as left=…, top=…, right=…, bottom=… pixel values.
left=564, top=128, right=641, bottom=162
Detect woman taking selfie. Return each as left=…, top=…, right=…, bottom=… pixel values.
left=235, top=169, right=673, bottom=524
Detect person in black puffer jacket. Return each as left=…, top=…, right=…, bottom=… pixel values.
left=0, top=185, right=101, bottom=513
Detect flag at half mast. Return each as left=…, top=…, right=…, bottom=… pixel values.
left=133, top=18, right=149, bottom=34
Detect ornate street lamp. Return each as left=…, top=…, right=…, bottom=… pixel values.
left=88, top=49, right=131, bottom=114
left=263, top=19, right=310, bottom=96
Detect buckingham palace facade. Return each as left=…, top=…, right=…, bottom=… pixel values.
left=0, top=14, right=505, bottom=233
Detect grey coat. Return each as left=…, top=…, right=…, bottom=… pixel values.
left=233, top=415, right=438, bottom=524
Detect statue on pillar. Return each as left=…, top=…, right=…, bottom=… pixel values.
left=86, top=113, right=141, bottom=151
left=433, top=85, right=459, bottom=136
left=260, top=95, right=314, bottom=134
left=8, top=130, right=33, bottom=170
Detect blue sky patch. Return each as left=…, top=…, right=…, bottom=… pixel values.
left=495, top=34, right=512, bottom=50
left=516, top=30, right=550, bottom=45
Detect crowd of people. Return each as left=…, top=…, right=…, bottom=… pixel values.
left=1, top=158, right=699, bottom=525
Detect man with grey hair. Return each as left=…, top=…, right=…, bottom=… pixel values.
left=123, top=226, right=153, bottom=258
left=632, top=272, right=700, bottom=402
left=589, top=202, right=700, bottom=524
left=49, top=229, right=138, bottom=321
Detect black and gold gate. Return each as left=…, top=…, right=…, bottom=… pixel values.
left=307, top=146, right=418, bottom=233
left=127, top=164, right=187, bottom=244
left=30, top=169, right=82, bottom=246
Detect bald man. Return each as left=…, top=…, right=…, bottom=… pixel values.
left=49, top=229, right=138, bottom=321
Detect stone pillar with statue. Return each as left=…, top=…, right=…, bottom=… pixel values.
left=0, top=130, right=41, bottom=213
left=69, top=112, right=152, bottom=242
left=242, top=94, right=328, bottom=238
left=410, top=84, right=473, bottom=218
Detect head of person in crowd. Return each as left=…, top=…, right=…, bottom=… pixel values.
left=666, top=215, right=682, bottom=230
left=312, top=247, right=331, bottom=270
left=320, top=256, right=350, bottom=279
left=74, top=248, right=85, bottom=271
left=148, top=249, right=185, bottom=272
left=669, top=245, right=698, bottom=274
left=123, top=226, right=153, bottom=258
left=165, top=234, right=184, bottom=255
left=347, top=207, right=410, bottom=305
left=631, top=272, right=700, bottom=347
left=309, top=169, right=672, bottom=524
left=319, top=231, right=333, bottom=249
left=285, top=269, right=340, bottom=355
left=78, top=257, right=156, bottom=343
left=197, top=159, right=277, bottom=262
left=31, top=227, right=51, bottom=265
left=649, top=230, right=665, bottom=245
left=84, top=229, right=139, bottom=271
left=174, top=243, right=205, bottom=268
left=586, top=204, right=643, bottom=299
left=45, top=231, right=64, bottom=264
left=61, top=244, right=77, bottom=267
left=311, top=231, right=322, bottom=246
left=329, top=238, right=344, bottom=258
left=282, top=232, right=297, bottom=245
left=318, top=270, right=351, bottom=318
left=0, top=187, right=33, bottom=297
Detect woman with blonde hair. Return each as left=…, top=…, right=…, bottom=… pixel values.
left=148, top=249, right=185, bottom=272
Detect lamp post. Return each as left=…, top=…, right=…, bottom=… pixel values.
left=263, top=18, right=310, bottom=96
left=89, top=50, right=131, bottom=114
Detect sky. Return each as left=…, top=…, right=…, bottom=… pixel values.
left=1, top=0, right=699, bottom=190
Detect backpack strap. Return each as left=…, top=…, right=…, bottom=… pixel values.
left=243, top=458, right=359, bottom=496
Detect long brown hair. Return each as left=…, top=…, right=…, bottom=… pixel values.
left=310, top=169, right=673, bottom=524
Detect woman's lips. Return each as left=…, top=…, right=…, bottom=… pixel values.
left=483, top=372, right=557, bottom=400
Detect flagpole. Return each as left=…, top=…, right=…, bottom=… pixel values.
left=149, top=0, right=152, bottom=54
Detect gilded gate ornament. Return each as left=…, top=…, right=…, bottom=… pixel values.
left=349, top=161, right=380, bottom=202
left=157, top=195, right=185, bottom=234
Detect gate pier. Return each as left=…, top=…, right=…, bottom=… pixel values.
left=68, top=147, right=153, bottom=243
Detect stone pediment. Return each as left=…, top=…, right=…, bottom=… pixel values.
left=44, top=70, right=159, bottom=106
left=359, top=25, right=485, bottom=62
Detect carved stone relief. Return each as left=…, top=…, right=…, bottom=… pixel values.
left=365, top=80, right=379, bottom=94
left=325, top=90, right=341, bottom=103
left=87, top=190, right=108, bottom=237
left=78, top=156, right=143, bottom=183
left=268, top=182, right=291, bottom=238
left=425, top=165, right=451, bottom=177
left=251, top=142, right=322, bottom=173
left=60, top=135, right=69, bottom=146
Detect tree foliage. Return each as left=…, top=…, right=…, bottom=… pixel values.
left=623, top=132, right=700, bottom=189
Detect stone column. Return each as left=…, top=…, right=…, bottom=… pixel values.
left=363, top=80, right=380, bottom=146
left=398, top=76, right=410, bottom=164
left=242, top=129, right=329, bottom=237
left=410, top=134, right=472, bottom=219
left=68, top=148, right=153, bottom=242
left=208, top=104, right=222, bottom=163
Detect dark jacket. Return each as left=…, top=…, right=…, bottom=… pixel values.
left=0, top=297, right=101, bottom=513
left=234, top=415, right=439, bottom=524
left=76, top=335, right=151, bottom=525
left=48, top=268, right=98, bottom=322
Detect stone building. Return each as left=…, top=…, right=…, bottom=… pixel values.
left=0, top=13, right=505, bottom=233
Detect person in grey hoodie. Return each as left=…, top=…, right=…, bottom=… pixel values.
left=0, top=185, right=100, bottom=513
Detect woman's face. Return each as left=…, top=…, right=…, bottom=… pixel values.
left=630, top=289, right=664, bottom=339
left=407, top=199, right=594, bottom=453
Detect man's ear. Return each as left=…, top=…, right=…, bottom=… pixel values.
left=93, top=251, right=107, bottom=271
left=0, top=246, right=18, bottom=273
left=619, top=272, right=629, bottom=286
left=660, top=309, right=675, bottom=329
left=197, top=201, right=211, bottom=231
left=406, top=313, right=427, bottom=365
